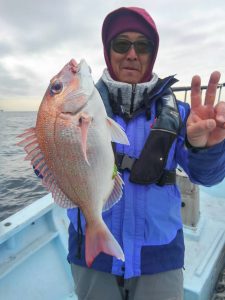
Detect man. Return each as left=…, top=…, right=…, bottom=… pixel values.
left=67, top=7, right=225, bottom=300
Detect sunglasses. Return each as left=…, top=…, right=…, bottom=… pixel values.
left=111, top=38, right=154, bottom=54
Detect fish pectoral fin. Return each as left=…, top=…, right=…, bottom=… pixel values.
left=85, top=220, right=125, bottom=267
left=78, top=112, right=92, bottom=164
left=102, top=172, right=124, bottom=211
left=106, top=117, right=130, bottom=145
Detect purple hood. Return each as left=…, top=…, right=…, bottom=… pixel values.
left=102, top=7, right=159, bottom=82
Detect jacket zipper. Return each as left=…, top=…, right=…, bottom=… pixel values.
left=130, top=84, right=136, bottom=114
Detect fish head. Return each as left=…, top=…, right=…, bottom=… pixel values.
left=40, top=59, right=94, bottom=117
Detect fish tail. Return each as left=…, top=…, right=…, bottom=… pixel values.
left=85, top=220, right=125, bottom=267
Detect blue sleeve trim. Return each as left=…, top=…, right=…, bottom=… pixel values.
left=188, top=140, right=225, bottom=186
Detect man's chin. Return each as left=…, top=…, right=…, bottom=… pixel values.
left=119, top=69, right=141, bottom=84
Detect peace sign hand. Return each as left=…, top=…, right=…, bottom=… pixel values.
left=186, top=71, right=225, bottom=148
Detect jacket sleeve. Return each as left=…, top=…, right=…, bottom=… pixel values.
left=175, top=102, right=225, bottom=186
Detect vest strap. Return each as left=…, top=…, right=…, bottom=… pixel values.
left=116, top=153, right=135, bottom=171
left=157, top=170, right=176, bottom=186
left=116, top=151, right=176, bottom=186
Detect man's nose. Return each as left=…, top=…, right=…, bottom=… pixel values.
left=126, top=45, right=138, bottom=59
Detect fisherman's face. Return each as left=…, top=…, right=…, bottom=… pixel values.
left=110, top=32, right=152, bottom=84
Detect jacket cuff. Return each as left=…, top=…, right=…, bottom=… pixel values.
left=185, top=136, right=225, bottom=154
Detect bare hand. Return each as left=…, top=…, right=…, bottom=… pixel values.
left=186, top=71, right=225, bottom=147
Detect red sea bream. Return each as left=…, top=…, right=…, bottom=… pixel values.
left=17, top=59, right=129, bottom=266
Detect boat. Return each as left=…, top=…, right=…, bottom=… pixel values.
left=0, top=174, right=224, bottom=300
left=0, top=84, right=225, bottom=299
left=178, top=171, right=225, bottom=300
left=0, top=194, right=77, bottom=300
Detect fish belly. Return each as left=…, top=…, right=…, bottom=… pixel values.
left=38, top=113, right=115, bottom=221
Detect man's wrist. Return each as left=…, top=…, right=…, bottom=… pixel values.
left=185, top=136, right=207, bottom=152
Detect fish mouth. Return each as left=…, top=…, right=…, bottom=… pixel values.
left=68, top=59, right=79, bottom=74
left=70, top=60, right=82, bottom=75
left=58, top=59, right=93, bottom=120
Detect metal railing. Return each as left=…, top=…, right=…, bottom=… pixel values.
left=172, top=83, right=225, bottom=102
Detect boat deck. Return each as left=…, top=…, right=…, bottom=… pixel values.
left=0, top=184, right=224, bottom=300
left=184, top=188, right=225, bottom=300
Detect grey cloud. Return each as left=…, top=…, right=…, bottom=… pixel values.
left=0, top=41, right=13, bottom=56
left=1, top=0, right=225, bottom=109
left=0, top=64, right=38, bottom=97
left=0, top=0, right=108, bottom=108
left=159, top=5, right=225, bottom=44
left=158, top=9, right=225, bottom=66
left=0, top=0, right=103, bottom=56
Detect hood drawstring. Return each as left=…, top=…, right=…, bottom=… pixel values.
left=143, top=88, right=152, bottom=120
left=129, top=84, right=136, bottom=114
left=76, top=208, right=83, bottom=259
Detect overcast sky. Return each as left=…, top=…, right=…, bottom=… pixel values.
left=0, top=0, right=225, bottom=111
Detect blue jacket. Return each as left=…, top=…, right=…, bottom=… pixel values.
left=67, top=77, right=225, bottom=279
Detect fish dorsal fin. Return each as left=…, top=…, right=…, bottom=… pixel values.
left=102, top=172, right=124, bottom=211
left=106, top=117, right=129, bottom=145
left=17, top=127, right=77, bottom=209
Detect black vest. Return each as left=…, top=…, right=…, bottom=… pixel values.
left=96, top=76, right=183, bottom=185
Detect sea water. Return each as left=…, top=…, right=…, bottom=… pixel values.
left=0, top=111, right=47, bottom=221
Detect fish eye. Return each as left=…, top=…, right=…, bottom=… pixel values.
left=50, top=80, right=63, bottom=95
